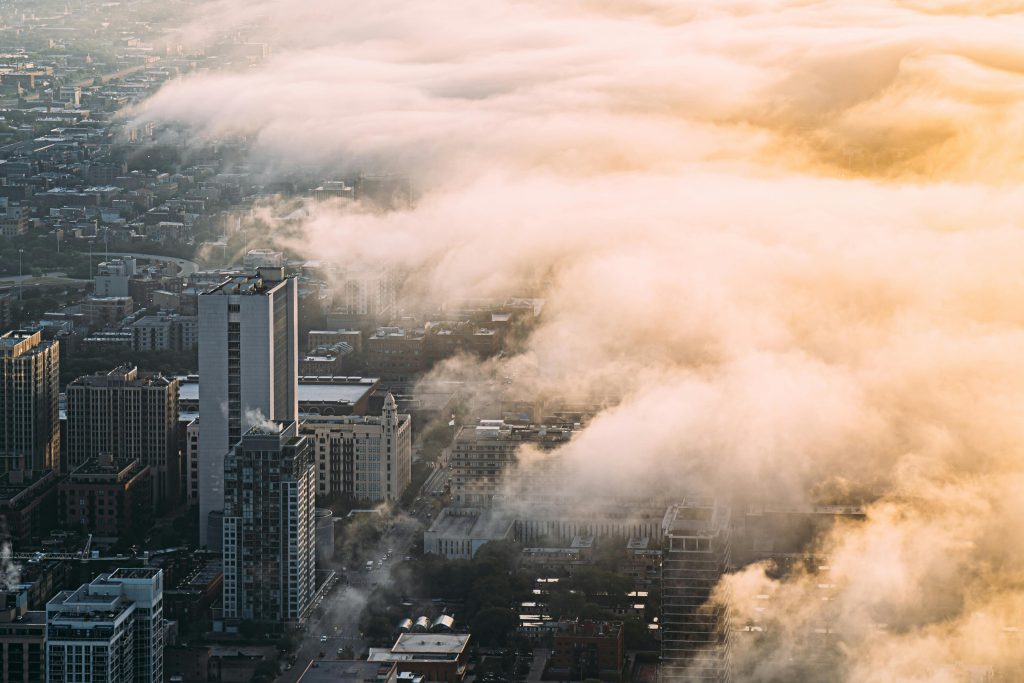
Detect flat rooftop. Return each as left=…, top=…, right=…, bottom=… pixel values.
left=394, top=633, right=470, bottom=655
left=298, top=660, right=395, bottom=683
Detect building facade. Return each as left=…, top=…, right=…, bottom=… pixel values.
left=0, top=331, right=60, bottom=474
left=661, top=500, right=732, bottom=683
left=58, top=455, right=152, bottom=541
left=300, top=393, right=411, bottom=502
left=198, top=268, right=298, bottom=547
left=130, top=314, right=198, bottom=352
left=222, top=422, right=315, bottom=624
left=550, top=620, right=625, bottom=683
left=46, top=568, right=164, bottom=683
left=65, top=367, right=180, bottom=504
left=0, top=588, right=46, bottom=683
left=449, top=420, right=574, bottom=507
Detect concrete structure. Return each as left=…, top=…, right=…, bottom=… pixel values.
left=46, top=568, right=164, bottom=683
left=198, top=268, right=298, bottom=547
left=423, top=508, right=514, bottom=560
left=94, top=258, right=136, bottom=298
left=367, top=633, right=470, bottom=683
left=661, top=500, right=732, bottom=683
left=0, top=588, right=46, bottom=683
left=130, top=314, right=198, bottom=352
left=299, top=394, right=411, bottom=502
left=331, top=268, right=395, bottom=321
left=0, top=331, right=60, bottom=474
left=65, top=366, right=180, bottom=503
left=222, top=422, right=315, bottom=624
left=298, top=661, right=401, bottom=683
left=449, top=420, right=575, bottom=507
left=82, top=296, right=134, bottom=328
left=58, top=455, right=152, bottom=541
left=550, top=620, right=625, bottom=683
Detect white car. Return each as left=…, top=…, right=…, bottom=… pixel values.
left=320, top=635, right=328, bottom=643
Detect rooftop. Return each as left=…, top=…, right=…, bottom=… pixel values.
left=297, top=660, right=396, bottom=683
left=393, top=633, right=470, bottom=655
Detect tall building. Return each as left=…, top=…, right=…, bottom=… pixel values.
left=0, top=587, right=46, bottom=683
left=46, top=567, right=164, bottom=683
left=661, top=500, right=732, bottom=683
left=300, top=393, right=411, bottom=502
left=65, top=367, right=180, bottom=504
left=0, top=331, right=60, bottom=474
left=222, top=422, right=315, bottom=624
left=198, top=268, right=298, bottom=547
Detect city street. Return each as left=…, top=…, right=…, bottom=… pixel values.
left=277, top=484, right=434, bottom=682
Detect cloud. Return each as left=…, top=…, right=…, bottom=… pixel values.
left=136, top=1, right=1024, bottom=679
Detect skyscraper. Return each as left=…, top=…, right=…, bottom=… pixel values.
left=65, top=366, right=180, bottom=504
left=0, top=330, right=60, bottom=474
left=198, top=267, right=298, bottom=547
left=300, top=393, right=412, bottom=502
left=46, top=567, right=164, bottom=683
left=661, top=500, right=732, bottom=683
left=222, top=421, right=315, bottom=624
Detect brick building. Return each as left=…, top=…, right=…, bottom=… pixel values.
left=550, top=620, right=625, bottom=682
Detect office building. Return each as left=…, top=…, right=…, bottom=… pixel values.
left=222, top=422, right=315, bottom=624
left=130, top=314, right=198, bottom=352
left=0, top=470, right=60, bottom=546
left=0, top=588, right=46, bottom=683
left=58, top=455, right=152, bottom=541
left=0, top=331, right=60, bottom=474
left=65, top=367, right=180, bottom=503
left=449, top=420, right=575, bottom=507
left=198, top=268, right=298, bottom=547
left=300, top=393, right=411, bottom=502
left=661, top=500, right=732, bottom=683
left=46, top=568, right=164, bottom=683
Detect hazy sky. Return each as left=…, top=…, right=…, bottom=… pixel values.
left=136, top=1, right=1024, bottom=679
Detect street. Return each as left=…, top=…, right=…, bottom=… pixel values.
left=276, top=470, right=442, bottom=682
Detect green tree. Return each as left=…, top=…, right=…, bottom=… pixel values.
left=470, top=607, right=518, bottom=646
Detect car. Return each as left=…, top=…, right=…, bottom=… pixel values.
left=320, top=635, right=328, bottom=643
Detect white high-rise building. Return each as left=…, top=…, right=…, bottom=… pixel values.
left=222, top=422, right=315, bottom=623
left=46, top=568, right=164, bottom=683
left=300, top=393, right=412, bottom=502
left=198, top=267, right=298, bottom=547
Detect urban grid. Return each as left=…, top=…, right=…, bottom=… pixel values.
left=0, top=1, right=1021, bottom=683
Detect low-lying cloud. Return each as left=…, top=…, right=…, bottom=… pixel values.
left=136, top=0, right=1024, bottom=679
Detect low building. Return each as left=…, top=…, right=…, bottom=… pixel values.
left=242, top=249, right=285, bottom=269
left=0, top=588, right=46, bottom=683
left=366, top=328, right=426, bottom=379
left=300, top=342, right=353, bottom=376
left=298, top=660, right=401, bottom=683
left=131, top=313, right=198, bottom=351
left=57, top=455, right=152, bottom=541
left=423, top=508, right=514, bottom=560
left=367, top=633, right=470, bottom=683
left=549, top=620, right=625, bottom=683
left=163, top=558, right=223, bottom=624
left=81, top=295, right=134, bottom=328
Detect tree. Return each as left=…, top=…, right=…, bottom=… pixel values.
left=470, top=607, right=518, bottom=646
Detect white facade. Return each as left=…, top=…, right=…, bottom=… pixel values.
left=300, top=393, right=411, bottom=503
left=46, top=568, right=163, bottom=683
left=198, top=269, right=298, bottom=547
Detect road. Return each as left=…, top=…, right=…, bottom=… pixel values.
left=527, top=649, right=551, bottom=683
left=276, top=513, right=423, bottom=683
